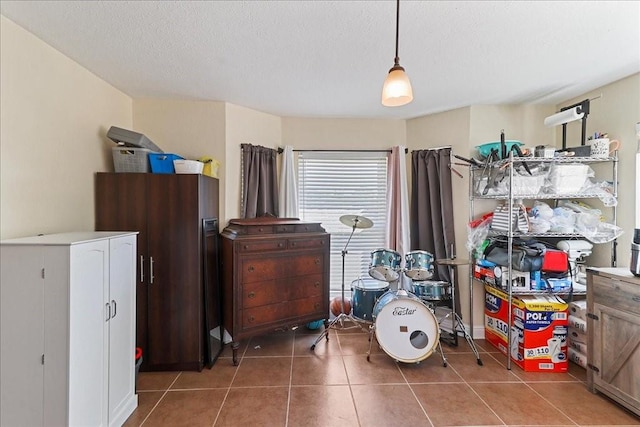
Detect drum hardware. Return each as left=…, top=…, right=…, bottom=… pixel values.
left=365, top=289, right=447, bottom=367
left=311, top=215, right=374, bottom=350
left=435, top=253, right=483, bottom=366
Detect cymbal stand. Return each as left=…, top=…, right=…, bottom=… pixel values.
left=311, top=221, right=364, bottom=350
left=441, top=258, right=483, bottom=366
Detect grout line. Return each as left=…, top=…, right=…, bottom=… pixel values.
left=211, top=342, right=249, bottom=427
left=139, top=372, right=183, bottom=426
left=397, top=361, right=435, bottom=427
left=521, top=382, right=580, bottom=426
left=284, top=333, right=295, bottom=427
left=337, top=331, right=363, bottom=427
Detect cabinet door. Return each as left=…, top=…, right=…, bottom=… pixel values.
left=68, top=240, right=109, bottom=427
left=0, top=246, right=45, bottom=427
left=96, top=173, right=149, bottom=358
left=108, top=235, right=137, bottom=425
left=592, top=302, right=640, bottom=410
left=146, top=175, right=203, bottom=368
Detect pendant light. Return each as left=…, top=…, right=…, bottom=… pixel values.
left=381, top=0, right=413, bottom=107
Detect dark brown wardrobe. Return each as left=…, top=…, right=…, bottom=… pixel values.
left=95, top=173, right=220, bottom=371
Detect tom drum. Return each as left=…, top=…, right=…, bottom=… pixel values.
left=369, top=248, right=402, bottom=282
left=404, top=250, right=435, bottom=281
left=410, top=280, right=451, bottom=302
left=352, top=278, right=389, bottom=322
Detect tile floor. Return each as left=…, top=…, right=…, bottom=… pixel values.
left=125, top=324, right=639, bottom=427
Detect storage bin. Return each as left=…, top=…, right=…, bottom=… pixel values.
left=149, top=153, right=183, bottom=174
left=112, top=147, right=153, bottom=173
left=548, top=164, right=590, bottom=194
left=174, top=159, right=204, bottom=174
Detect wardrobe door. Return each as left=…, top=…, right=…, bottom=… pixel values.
left=146, top=174, right=203, bottom=370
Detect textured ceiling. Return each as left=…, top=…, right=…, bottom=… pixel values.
left=1, top=1, right=639, bottom=119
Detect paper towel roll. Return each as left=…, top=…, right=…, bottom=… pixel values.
left=569, top=315, right=587, bottom=333
left=568, top=347, right=587, bottom=369
left=569, top=300, right=587, bottom=321
left=569, top=339, right=587, bottom=354
left=544, top=107, right=585, bottom=127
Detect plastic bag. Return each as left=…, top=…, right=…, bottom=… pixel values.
left=466, top=216, right=492, bottom=254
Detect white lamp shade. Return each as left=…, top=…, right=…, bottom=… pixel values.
left=381, top=68, right=413, bottom=106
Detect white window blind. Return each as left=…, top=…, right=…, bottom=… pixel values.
left=298, top=152, right=388, bottom=296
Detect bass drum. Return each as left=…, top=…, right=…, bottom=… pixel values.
left=372, top=290, right=440, bottom=363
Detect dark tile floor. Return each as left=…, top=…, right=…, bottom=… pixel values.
left=125, top=324, right=639, bottom=427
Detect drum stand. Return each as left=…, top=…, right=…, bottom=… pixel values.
left=436, top=257, right=483, bottom=366
left=311, top=217, right=369, bottom=350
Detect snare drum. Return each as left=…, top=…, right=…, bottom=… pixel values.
left=351, top=278, right=389, bottom=322
left=404, top=250, right=434, bottom=281
left=372, top=290, right=440, bottom=363
left=411, top=280, right=451, bottom=301
left=369, top=248, right=402, bottom=282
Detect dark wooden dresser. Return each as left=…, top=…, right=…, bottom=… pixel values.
left=221, top=218, right=330, bottom=364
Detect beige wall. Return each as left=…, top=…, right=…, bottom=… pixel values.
left=132, top=98, right=227, bottom=225
left=225, top=103, right=282, bottom=223
left=559, top=73, right=640, bottom=268
left=0, top=16, right=132, bottom=239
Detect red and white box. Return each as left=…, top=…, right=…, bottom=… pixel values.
left=484, top=285, right=569, bottom=372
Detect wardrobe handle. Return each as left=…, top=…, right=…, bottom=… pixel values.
left=140, top=255, right=144, bottom=283
left=111, top=300, right=117, bottom=319
left=150, top=257, right=155, bottom=284
left=106, top=303, right=111, bottom=322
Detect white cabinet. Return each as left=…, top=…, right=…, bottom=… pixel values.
left=1, top=232, right=138, bottom=427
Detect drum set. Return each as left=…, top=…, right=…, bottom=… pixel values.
left=311, top=214, right=482, bottom=366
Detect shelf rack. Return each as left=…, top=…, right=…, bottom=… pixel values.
left=468, top=152, right=618, bottom=369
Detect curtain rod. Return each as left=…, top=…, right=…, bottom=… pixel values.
left=277, top=148, right=408, bottom=154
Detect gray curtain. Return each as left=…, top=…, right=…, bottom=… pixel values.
left=410, top=147, right=458, bottom=312
left=241, top=144, right=279, bottom=218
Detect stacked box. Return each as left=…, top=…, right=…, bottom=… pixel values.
left=567, top=299, right=588, bottom=369
left=484, top=285, right=569, bottom=372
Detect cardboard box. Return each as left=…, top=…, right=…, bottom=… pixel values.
left=484, top=285, right=569, bottom=372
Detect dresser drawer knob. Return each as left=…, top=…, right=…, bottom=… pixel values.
left=314, top=258, right=320, bottom=265
left=243, top=245, right=249, bottom=250
left=314, top=281, right=320, bottom=288
left=249, top=316, right=255, bottom=323
left=280, top=242, right=286, bottom=248
left=248, top=266, right=255, bottom=272
left=314, top=302, right=320, bottom=309
left=248, top=291, right=256, bottom=299
left=258, top=227, right=264, bottom=232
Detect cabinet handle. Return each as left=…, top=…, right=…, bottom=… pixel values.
left=249, top=316, right=255, bottom=323
left=150, top=256, right=155, bottom=284
left=258, top=228, right=264, bottom=232
left=248, top=265, right=255, bottom=272
left=248, top=292, right=256, bottom=299
left=106, top=303, right=111, bottom=322
left=111, top=300, right=117, bottom=319
left=140, top=255, right=144, bottom=283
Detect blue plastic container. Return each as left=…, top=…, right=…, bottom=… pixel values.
left=149, top=153, right=184, bottom=173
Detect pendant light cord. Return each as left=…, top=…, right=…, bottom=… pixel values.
left=394, top=0, right=400, bottom=66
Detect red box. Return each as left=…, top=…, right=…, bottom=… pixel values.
left=484, top=285, right=569, bottom=372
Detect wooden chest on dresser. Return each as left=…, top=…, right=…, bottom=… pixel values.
left=587, top=268, right=640, bottom=417
left=221, top=218, right=330, bottom=364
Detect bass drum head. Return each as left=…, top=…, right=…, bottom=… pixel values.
left=372, top=291, right=440, bottom=363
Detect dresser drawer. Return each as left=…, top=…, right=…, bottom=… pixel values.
left=288, top=254, right=324, bottom=276
left=241, top=258, right=282, bottom=283
left=237, top=239, right=286, bottom=252
left=288, top=237, right=327, bottom=250
left=245, top=225, right=275, bottom=235
left=242, top=274, right=324, bottom=309
left=242, top=296, right=324, bottom=329
left=592, top=275, right=640, bottom=316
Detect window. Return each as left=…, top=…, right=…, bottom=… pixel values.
left=298, top=152, right=388, bottom=296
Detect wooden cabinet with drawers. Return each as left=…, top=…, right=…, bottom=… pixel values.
left=587, top=268, right=640, bottom=416
left=221, top=218, right=330, bottom=364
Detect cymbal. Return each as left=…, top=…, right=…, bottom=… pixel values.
left=436, top=257, right=470, bottom=266
left=339, top=215, right=373, bottom=229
